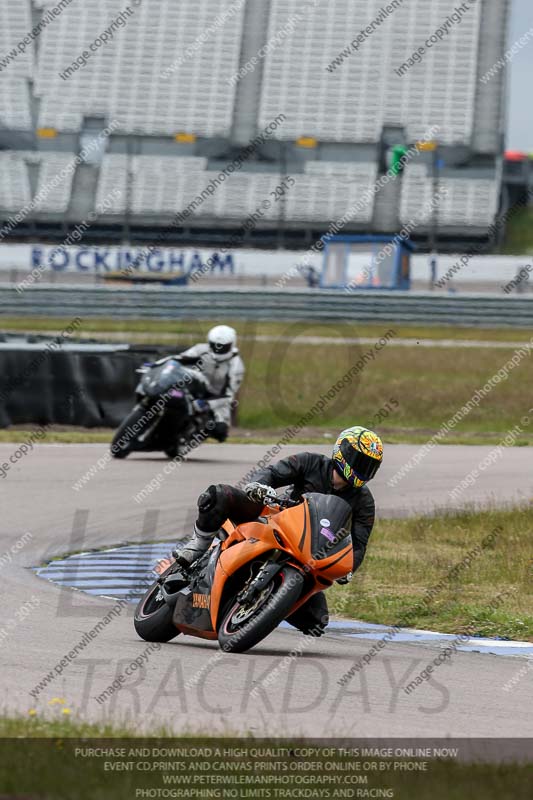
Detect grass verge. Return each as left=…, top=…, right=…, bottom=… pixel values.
left=2, top=318, right=533, bottom=443
left=2, top=427, right=533, bottom=446
left=501, top=206, right=533, bottom=254
left=329, top=506, right=533, bottom=640
left=3, top=315, right=533, bottom=342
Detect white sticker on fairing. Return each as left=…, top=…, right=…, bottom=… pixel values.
left=320, top=518, right=331, bottom=527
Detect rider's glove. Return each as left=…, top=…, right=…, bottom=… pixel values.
left=244, top=482, right=276, bottom=504
left=192, top=399, right=209, bottom=413
left=336, top=572, right=353, bottom=585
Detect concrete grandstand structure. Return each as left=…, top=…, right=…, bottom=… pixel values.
left=0, top=0, right=513, bottom=250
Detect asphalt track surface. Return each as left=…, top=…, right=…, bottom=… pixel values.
left=2, top=443, right=533, bottom=740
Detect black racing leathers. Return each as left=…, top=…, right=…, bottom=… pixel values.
left=193, top=452, right=376, bottom=637
left=253, top=452, right=376, bottom=571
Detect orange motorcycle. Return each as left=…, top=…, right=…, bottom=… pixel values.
left=134, top=492, right=353, bottom=653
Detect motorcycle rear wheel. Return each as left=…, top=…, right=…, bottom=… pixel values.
left=218, top=566, right=303, bottom=653
left=134, top=573, right=181, bottom=642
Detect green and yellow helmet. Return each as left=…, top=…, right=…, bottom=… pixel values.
left=332, top=426, right=383, bottom=489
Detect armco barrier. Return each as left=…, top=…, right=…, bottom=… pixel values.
left=1, top=284, right=533, bottom=327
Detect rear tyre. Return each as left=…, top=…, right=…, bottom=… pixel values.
left=218, top=565, right=304, bottom=653
left=134, top=574, right=181, bottom=642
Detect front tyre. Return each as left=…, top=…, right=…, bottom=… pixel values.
left=111, top=403, right=157, bottom=459
left=218, top=566, right=304, bottom=653
left=134, top=574, right=181, bottom=642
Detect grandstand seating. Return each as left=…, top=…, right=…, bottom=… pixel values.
left=0, top=151, right=74, bottom=213
left=400, top=165, right=499, bottom=228
left=0, top=78, right=32, bottom=131
left=0, top=0, right=505, bottom=234
left=0, top=1, right=33, bottom=130
left=28, top=152, right=75, bottom=212
left=4, top=0, right=482, bottom=145
left=94, top=156, right=378, bottom=223
left=0, top=152, right=32, bottom=211
left=259, top=0, right=482, bottom=145
left=34, top=0, right=245, bottom=136
left=383, top=0, right=482, bottom=145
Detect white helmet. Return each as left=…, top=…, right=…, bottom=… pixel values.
left=207, top=325, right=237, bottom=361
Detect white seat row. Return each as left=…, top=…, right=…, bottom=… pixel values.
left=0, top=151, right=74, bottom=213
left=400, top=165, right=499, bottom=227
left=94, top=155, right=379, bottom=223
left=34, top=0, right=245, bottom=136
left=1, top=149, right=498, bottom=229
left=0, top=0, right=34, bottom=78
left=3, top=0, right=485, bottom=146
left=259, top=0, right=482, bottom=145
left=0, top=151, right=32, bottom=211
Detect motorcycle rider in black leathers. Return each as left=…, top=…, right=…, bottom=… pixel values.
left=175, top=426, right=384, bottom=636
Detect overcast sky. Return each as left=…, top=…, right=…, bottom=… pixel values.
left=508, top=0, right=533, bottom=150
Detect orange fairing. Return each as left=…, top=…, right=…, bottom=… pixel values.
left=269, top=502, right=354, bottom=581
left=209, top=521, right=281, bottom=630
left=209, top=500, right=353, bottom=629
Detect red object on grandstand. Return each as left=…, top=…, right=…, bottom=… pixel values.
left=505, top=151, right=527, bottom=161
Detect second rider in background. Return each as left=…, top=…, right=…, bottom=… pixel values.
left=176, top=325, right=245, bottom=443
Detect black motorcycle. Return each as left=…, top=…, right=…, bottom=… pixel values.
left=111, top=358, right=211, bottom=460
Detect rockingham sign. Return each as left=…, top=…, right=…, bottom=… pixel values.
left=0, top=244, right=529, bottom=287
left=0, top=245, right=238, bottom=276
left=0, top=244, right=322, bottom=278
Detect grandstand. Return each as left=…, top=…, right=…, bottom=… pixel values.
left=0, top=0, right=513, bottom=249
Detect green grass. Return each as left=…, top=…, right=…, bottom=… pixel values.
left=236, top=332, right=533, bottom=438
left=500, top=206, right=533, bottom=254
left=3, top=315, right=533, bottom=342
left=2, top=318, right=533, bottom=444
left=328, top=506, right=533, bottom=639
left=0, top=717, right=531, bottom=799
left=1, top=428, right=533, bottom=447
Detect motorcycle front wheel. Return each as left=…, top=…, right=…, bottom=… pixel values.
left=111, top=403, right=161, bottom=459
left=217, top=565, right=304, bottom=653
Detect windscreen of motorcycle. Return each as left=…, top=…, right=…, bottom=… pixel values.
left=140, top=360, right=190, bottom=397
left=304, top=493, right=352, bottom=560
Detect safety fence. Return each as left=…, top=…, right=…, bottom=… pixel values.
left=1, top=285, right=533, bottom=327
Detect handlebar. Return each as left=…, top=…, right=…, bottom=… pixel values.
left=264, top=494, right=300, bottom=510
